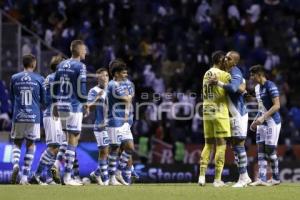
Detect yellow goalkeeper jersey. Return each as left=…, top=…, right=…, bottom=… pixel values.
left=203, top=67, right=231, bottom=119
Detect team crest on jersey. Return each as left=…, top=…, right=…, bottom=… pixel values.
left=63, top=62, right=71, bottom=69
left=21, top=74, right=32, bottom=82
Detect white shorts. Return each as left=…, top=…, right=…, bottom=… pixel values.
left=43, top=117, right=66, bottom=146
left=11, top=123, right=40, bottom=141
left=108, top=123, right=133, bottom=145
left=231, top=113, right=248, bottom=139
left=59, top=112, right=83, bottom=133
left=94, top=130, right=110, bottom=147
left=256, top=120, right=281, bottom=146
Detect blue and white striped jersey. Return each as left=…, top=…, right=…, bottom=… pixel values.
left=87, top=86, right=107, bottom=131
left=43, top=72, right=55, bottom=117
left=255, top=80, right=281, bottom=124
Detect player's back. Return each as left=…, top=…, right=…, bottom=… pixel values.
left=11, top=71, right=45, bottom=123
left=203, top=67, right=231, bottom=119
left=54, top=59, right=87, bottom=112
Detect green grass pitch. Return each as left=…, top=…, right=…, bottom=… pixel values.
left=1, top=183, right=300, bottom=200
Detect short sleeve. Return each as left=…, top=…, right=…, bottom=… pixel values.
left=87, top=89, right=97, bottom=103
left=268, top=81, right=279, bottom=98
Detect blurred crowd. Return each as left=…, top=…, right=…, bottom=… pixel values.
left=1, top=0, right=300, bottom=147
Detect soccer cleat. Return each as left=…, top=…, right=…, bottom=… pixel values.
left=90, top=171, right=103, bottom=185
left=11, top=165, right=20, bottom=184
left=198, top=176, right=205, bottom=186
left=213, top=180, right=228, bottom=187
left=51, top=166, right=61, bottom=184
left=103, top=180, right=109, bottom=186
left=33, top=175, right=47, bottom=186
left=64, top=178, right=83, bottom=186
left=64, top=174, right=83, bottom=186
left=109, top=175, right=122, bottom=186
left=267, top=179, right=280, bottom=186
left=232, top=176, right=252, bottom=188
left=47, top=180, right=58, bottom=185
left=73, top=176, right=83, bottom=184
left=115, top=170, right=129, bottom=186
left=20, top=176, right=30, bottom=185
left=249, top=179, right=270, bottom=186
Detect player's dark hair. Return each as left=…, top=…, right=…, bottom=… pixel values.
left=96, top=67, right=108, bottom=74
left=70, top=40, right=84, bottom=57
left=249, top=64, right=265, bottom=76
left=23, top=54, right=36, bottom=69
left=50, top=54, right=66, bottom=72
left=109, top=59, right=127, bottom=77
left=211, top=50, right=225, bottom=66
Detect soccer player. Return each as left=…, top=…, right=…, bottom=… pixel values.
left=198, top=51, right=231, bottom=187
left=87, top=68, right=110, bottom=186
left=118, top=77, right=136, bottom=183
left=107, top=59, right=134, bottom=185
left=33, top=55, right=66, bottom=185
left=209, top=51, right=251, bottom=187
left=52, top=40, right=87, bottom=186
left=10, top=54, right=45, bottom=184
left=249, top=65, right=281, bottom=186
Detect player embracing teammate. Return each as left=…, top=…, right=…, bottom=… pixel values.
left=199, top=51, right=281, bottom=187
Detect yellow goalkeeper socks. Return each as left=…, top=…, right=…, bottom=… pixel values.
left=215, top=144, right=226, bottom=181
left=199, top=144, right=213, bottom=177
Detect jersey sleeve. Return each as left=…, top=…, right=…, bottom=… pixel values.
left=52, top=71, right=59, bottom=103
left=267, top=81, right=280, bottom=98
left=114, top=84, right=127, bottom=97
left=128, top=81, right=135, bottom=96
left=39, top=76, right=46, bottom=106
left=223, top=69, right=243, bottom=93
left=44, top=76, right=51, bottom=107
left=87, top=88, right=98, bottom=103
left=78, top=64, right=87, bottom=103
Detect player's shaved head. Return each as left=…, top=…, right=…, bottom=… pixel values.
left=227, top=51, right=240, bottom=64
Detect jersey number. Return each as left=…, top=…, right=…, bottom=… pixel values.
left=203, top=84, right=214, bottom=100
left=60, top=77, right=70, bottom=93
left=20, top=90, right=32, bottom=105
